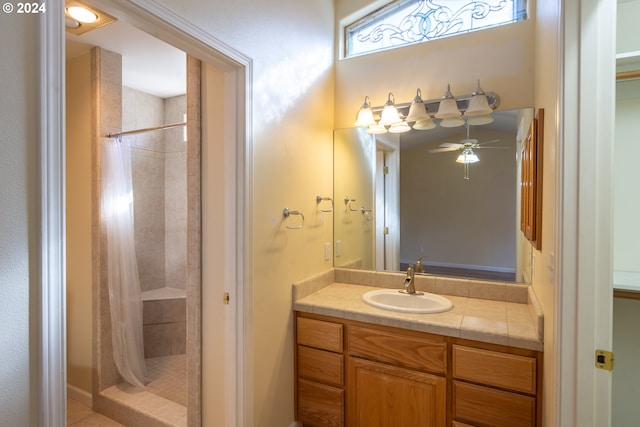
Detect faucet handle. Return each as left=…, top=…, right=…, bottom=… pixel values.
left=407, top=264, right=415, bottom=277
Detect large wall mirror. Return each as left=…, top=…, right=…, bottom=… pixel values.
left=334, top=108, right=535, bottom=284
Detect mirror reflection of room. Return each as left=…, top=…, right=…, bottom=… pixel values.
left=334, top=108, right=535, bottom=283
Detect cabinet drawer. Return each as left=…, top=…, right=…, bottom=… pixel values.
left=453, top=381, right=535, bottom=427
left=297, top=317, right=343, bottom=353
left=348, top=326, right=445, bottom=374
left=453, top=345, right=536, bottom=394
left=452, top=422, right=476, bottom=427
left=298, top=345, right=344, bottom=387
left=298, top=378, right=344, bottom=427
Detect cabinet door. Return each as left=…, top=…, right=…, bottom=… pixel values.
left=298, top=378, right=344, bottom=427
left=347, top=357, right=446, bottom=427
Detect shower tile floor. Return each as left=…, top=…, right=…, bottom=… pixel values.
left=67, top=397, right=124, bottom=427
left=67, top=354, right=186, bottom=427
left=144, top=354, right=187, bottom=406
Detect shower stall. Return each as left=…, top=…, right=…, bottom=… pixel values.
left=88, top=47, right=201, bottom=427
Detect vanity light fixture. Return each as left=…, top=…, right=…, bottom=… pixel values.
left=354, top=96, right=377, bottom=127
left=388, top=121, right=411, bottom=133
left=355, top=82, right=499, bottom=135
left=435, top=84, right=465, bottom=128
left=379, top=93, right=403, bottom=126
left=405, top=89, right=436, bottom=130
left=367, top=123, right=388, bottom=134
left=464, top=80, right=494, bottom=125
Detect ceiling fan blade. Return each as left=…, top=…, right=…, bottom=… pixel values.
left=476, top=139, right=501, bottom=146
left=430, top=146, right=461, bottom=153
left=476, top=146, right=510, bottom=149
left=439, top=142, right=464, bottom=148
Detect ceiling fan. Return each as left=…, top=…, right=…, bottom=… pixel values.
left=428, top=138, right=504, bottom=154
left=429, top=124, right=509, bottom=179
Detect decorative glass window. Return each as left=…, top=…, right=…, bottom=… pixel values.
left=345, top=0, right=527, bottom=58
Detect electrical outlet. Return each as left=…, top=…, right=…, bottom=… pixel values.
left=336, top=240, right=342, bottom=257
left=325, top=243, right=331, bottom=261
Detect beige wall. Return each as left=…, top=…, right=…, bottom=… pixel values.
left=66, top=53, right=94, bottom=395
left=334, top=0, right=536, bottom=129
left=148, top=1, right=336, bottom=425
left=0, top=9, right=39, bottom=427
left=334, top=128, right=376, bottom=269
left=533, top=0, right=561, bottom=425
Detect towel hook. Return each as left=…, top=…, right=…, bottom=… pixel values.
left=361, top=207, right=373, bottom=221
left=283, top=208, right=305, bottom=229
left=344, top=196, right=358, bottom=212
left=316, top=195, right=334, bottom=213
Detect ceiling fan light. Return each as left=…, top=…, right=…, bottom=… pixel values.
left=456, top=149, right=479, bottom=164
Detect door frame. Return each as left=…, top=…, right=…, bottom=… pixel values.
left=557, top=0, right=616, bottom=425
left=39, top=1, right=253, bottom=425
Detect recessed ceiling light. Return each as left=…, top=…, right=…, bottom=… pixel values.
left=64, top=2, right=116, bottom=35
left=65, top=16, right=80, bottom=29
left=66, top=6, right=98, bottom=24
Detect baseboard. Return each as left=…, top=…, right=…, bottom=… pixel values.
left=67, top=383, right=93, bottom=408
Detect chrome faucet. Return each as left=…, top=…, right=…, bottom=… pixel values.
left=400, top=265, right=422, bottom=295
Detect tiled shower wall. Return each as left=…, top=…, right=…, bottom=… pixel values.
left=123, top=87, right=187, bottom=292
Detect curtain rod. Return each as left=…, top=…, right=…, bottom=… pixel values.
left=107, top=121, right=187, bottom=139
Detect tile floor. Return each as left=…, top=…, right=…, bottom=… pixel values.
left=67, top=397, right=124, bottom=427
left=67, top=354, right=186, bottom=427
left=144, top=354, right=186, bottom=406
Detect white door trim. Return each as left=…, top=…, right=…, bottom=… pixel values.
left=38, top=2, right=66, bottom=426
left=557, top=0, right=616, bottom=425
left=40, top=0, right=253, bottom=425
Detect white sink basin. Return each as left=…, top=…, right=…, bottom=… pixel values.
left=362, top=289, right=453, bottom=314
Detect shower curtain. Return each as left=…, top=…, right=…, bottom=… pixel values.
left=101, top=137, right=148, bottom=388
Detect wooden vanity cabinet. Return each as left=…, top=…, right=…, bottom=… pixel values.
left=294, top=312, right=542, bottom=427
left=451, top=342, right=541, bottom=427
left=296, top=316, right=345, bottom=427
left=346, top=326, right=447, bottom=427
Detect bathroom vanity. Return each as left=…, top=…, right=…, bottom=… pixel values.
left=292, top=269, right=543, bottom=427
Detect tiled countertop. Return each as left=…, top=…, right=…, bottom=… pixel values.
left=292, top=269, right=544, bottom=352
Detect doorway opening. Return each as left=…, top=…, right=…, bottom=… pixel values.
left=58, top=1, right=252, bottom=426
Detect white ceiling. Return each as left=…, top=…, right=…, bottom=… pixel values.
left=66, top=20, right=186, bottom=99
